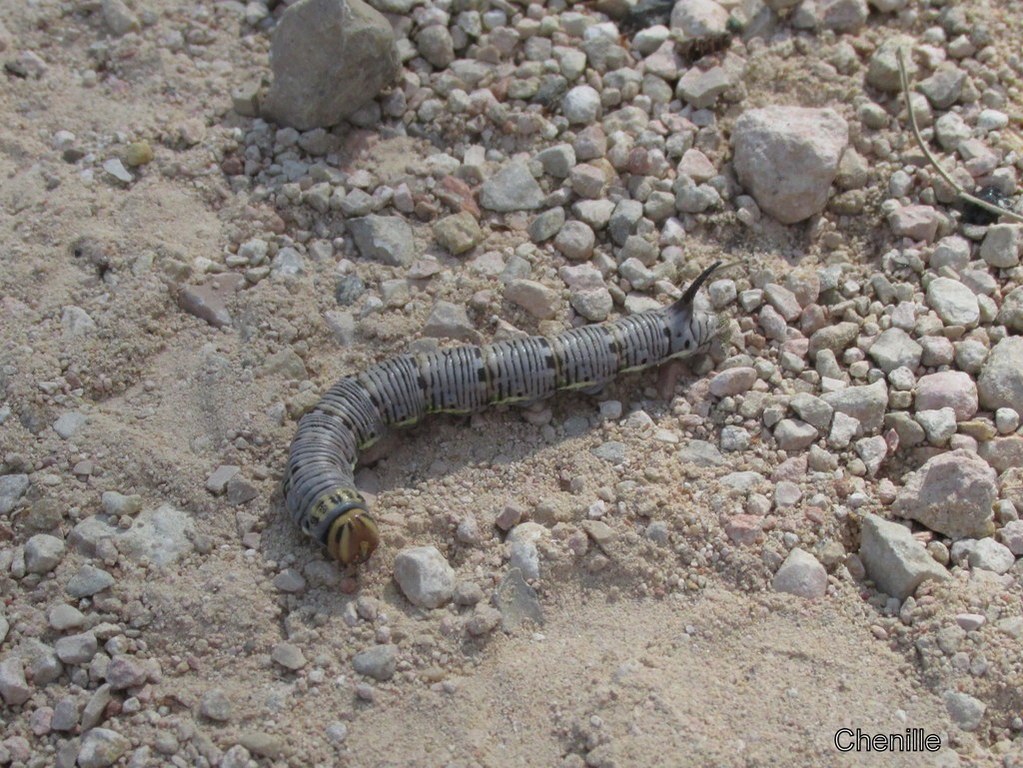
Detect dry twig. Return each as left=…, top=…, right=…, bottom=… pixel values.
left=896, top=47, right=1023, bottom=224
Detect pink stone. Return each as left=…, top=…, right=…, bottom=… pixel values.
left=726, top=515, right=764, bottom=545
left=915, top=371, right=978, bottom=420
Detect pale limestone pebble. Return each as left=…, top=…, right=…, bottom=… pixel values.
left=77, top=727, right=130, bottom=768
left=554, top=220, right=596, bottom=261
left=432, top=212, right=481, bottom=255
left=774, top=481, right=802, bottom=508
left=48, top=604, right=85, bottom=631
left=867, top=328, right=922, bottom=373
left=930, top=235, right=971, bottom=270
left=53, top=411, right=87, bottom=439
left=271, top=642, right=307, bottom=671
left=808, top=321, right=858, bottom=358
left=915, top=408, right=958, bottom=446
left=0, top=657, right=31, bottom=705
left=720, top=426, right=750, bottom=452
left=893, top=449, right=996, bottom=540
left=505, top=279, right=560, bottom=320
left=394, top=546, right=455, bottom=608
left=562, top=85, right=602, bottom=124
left=956, top=538, right=1015, bottom=574
left=273, top=569, right=306, bottom=593
left=789, top=393, right=833, bottom=431
left=676, top=66, right=732, bottom=109
left=998, top=286, right=1023, bottom=332
left=763, top=283, right=801, bottom=322
left=887, top=204, right=944, bottom=243
left=996, top=408, right=1020, bottom=434
left=98, top=490, right=141, bottom=519
left=999, top=520, right=1023, bottom=555
left=529, top=208, right=566, bottom=243
left=206, top=465, right=240, bottom=495
left=352, top=644, right=397, bottom=681
left=943, top=691, right=986, bottom=732
left=915, top=371, right=978, bottom=420
left=422, top=300, right=480, bottom=343
left=731, top=106, right=848, bottom=224
left=416, top=25, right=454, bottom=68
left=855, top=435, right=889, bottom=476
left=926, top=277, right=979, bottom=328
left=978, top=336, right=1023, bottom=413
left=828, top=411, right=860, bottom=449
left=105, top=655, right=148, bottom=690
left=199, top=689, right=232, bottom=722
left=773, top=419, right=818, bottom=451
left=708, top=367, right=756, bottom=397
left=979, top=224, right=1022, bottom=268
left=818, top=0, right=868, bottom=32
left=0, top=474, right=30, bottom=514
left=670, top=0, right=729, bottom=40
left=822, top=379, right=887, bottom=433
left=67, top=565, right=115, bottom=597
left=772, top=548, right=827, bottom=599
left=24, top=533, right=65, bottom=574
left=571, top=288, right=613, bottom=322
left=934, top=112, right=971, bottom=152
left=708, top=279, right=736, bottom=308
left=859, top=514, right=949, bottom=600
left=55, top=631, right=98, bottom=664
left=534, top=144, right=576, bottom=178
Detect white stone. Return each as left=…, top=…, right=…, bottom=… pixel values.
left=772, top=548, right=827, bottom=599
left=393, top=546, right=456, bottom=608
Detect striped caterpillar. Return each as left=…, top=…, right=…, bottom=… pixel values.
left=283, top=261, right=725, bottom=566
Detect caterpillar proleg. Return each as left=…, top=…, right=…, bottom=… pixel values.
left=283, top=261, right=726, bottom=566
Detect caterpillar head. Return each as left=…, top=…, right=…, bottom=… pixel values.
left=667, top=260, right=726, bottom=358
left=326, top=508, right=381, bottom=566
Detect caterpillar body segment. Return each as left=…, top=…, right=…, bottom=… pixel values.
left=283, top=261, right=725, bottom=567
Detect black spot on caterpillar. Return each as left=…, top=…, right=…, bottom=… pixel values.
left=282, top=261, right=726, bottom=566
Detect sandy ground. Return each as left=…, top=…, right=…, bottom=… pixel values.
left=1, top=0, right=1022, bottom=766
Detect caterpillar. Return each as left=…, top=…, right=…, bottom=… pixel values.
left=283, top=261, right=726, bottom=566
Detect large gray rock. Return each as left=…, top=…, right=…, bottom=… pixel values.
left=859, top=514, right=949, bottom=600
left=867, top=328, right=922, bottom=373
left=892, top=449, right=996, bottom=539
left=731, top=106, right=849, bottom=224
left=262, top=0, right=400, bottom=130
left=978, top=336, right=1023, bottom=413
left=349, top=215, right=415, bottom=267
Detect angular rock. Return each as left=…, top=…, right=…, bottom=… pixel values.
left=0, top=474, right=29, bottom=514
left=773, top=419, right=819, bottom=451
left=0, top=657, right=31, bottom=706
left=24, top=534, right=65, bottom=574
left=349, top=215, right=415, bottom=267
left=772, top=548, right=827, bottom=599
left=893, top=449, right=996, bottom=539
left=979, top=224, right=1021, bottom=268
left=731, top=106, right=848, bottom=224
left=66, top=565, right=115, bottom=598
left=422, top=300, right=481, bottom=343
left=822, top=379, right=888, bottom=432
left=393, top=546, right=455, bottom=608
left=926, top=277, right=979, bottom=327
left=262, top=0, right=399, bottom=129
left=77, top=727, right=130, bottom=768
left=670, top=0, right=729, bottom=40
left=867, top=328, right=922, bottom=373
left=480, top=161, right=544, bottom=212
left=943, top=691, right=985, bottom=732
left=978, top=337, right=1023, bottom=413
left=859, top=514, right=949, bottom=600
left=352, top=644, right=397, bottom=681
left=505, top=279, right=559, bottom=319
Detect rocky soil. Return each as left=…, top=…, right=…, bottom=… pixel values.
left=1, top=0, right=1023, bottom=766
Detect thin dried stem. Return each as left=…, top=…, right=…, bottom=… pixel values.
left=896, top=47, right=1023, bottom=224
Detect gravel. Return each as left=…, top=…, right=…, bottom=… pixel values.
left=859, top=514, right=950, bottom=600
left=772, top=548, right=827, bottom=599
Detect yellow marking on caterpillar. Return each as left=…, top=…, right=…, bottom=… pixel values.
left=326, top=508, right=380, bottom=566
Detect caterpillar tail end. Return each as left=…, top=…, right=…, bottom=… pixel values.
left=326, top=507, right=381, bottom=566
